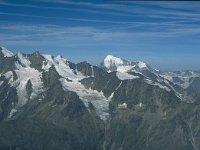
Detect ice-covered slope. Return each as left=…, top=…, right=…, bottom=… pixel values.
left=101, top=55, right=200, bottom=102
left=103, top=54, right=135, bottom=73
left=42, top=54, right=85, bottom=80
left=102, top=54, right=159, bottom=75
left=42, top=54, right=110, bottom=120
left=0, top=47, right=14, bottom=57
left=60, top=78, right=109, bottom=121
left=1, top=47, right=199, bottom=122
left=1, top=47, right=200, bottom=150
left=0, top=48, right=111, bottom=121
left=3, top=53, right=43, bottom=107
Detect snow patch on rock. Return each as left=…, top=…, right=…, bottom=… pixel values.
left=145, top=79, right=171, bottom=92
left=8, top=108, right=17, bottom=118
left=116, top=72, right=139, bottom=80
left=118, top=103, right=127, bottom=109
left=108, top=92, right=114, bottom=101
left=4, top=71, right=14, bottom=85
left=0, top=81, right=3, bottom=86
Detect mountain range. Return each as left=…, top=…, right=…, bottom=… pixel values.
left=0, top=46, right=200, bottom=150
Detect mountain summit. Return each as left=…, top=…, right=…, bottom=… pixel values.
left=101, top=54, right=160, bottom=81
left=0, top=47, right=14, bottom=57
left=0, top=47, right=200, bottom=150
left=102, top=54, right=157, bottom=71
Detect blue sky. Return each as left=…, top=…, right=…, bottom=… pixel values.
left=0, top=0, right=200, bottom=71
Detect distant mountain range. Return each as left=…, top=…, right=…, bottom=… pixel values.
left=0, top=46, right=200, bottom=150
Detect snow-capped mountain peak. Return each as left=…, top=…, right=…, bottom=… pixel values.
left=102, top=54, right=133, bottom=73
left=102, top=54, right=151, bottom=73
left=137, top=61, right=147, bottom=69
left=0, top=47, right=14, bottom=57
left=101, top=54, right=162, bottom=82
left=103, top=54, right=125, bottom=68
left=1, top=47, right=200, bottom=150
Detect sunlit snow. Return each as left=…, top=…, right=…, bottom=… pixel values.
left=118, top=103, right=127, bottom=109
left=15, top=62, right=43, bottom=106
left=1, top=47, right=14, bottom=57
left=8, top=108, right=17, bottom=118
left=116, top=72, right=139, bottom=80
left=138, top=61, right=147, bottom=68
left=104, top=54, right=124, bottom=68
left=43, top=54, right=85, bottom=80
left=0, top=81, right=3, bottom=86
left=60, top=78, right=110, bottom=121
left=145, top=79, right=171, bottom=92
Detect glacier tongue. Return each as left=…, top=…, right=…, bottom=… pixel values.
left=43, top=54, right=110, bottom=120
left=3, top=54, right=44, bottom=117
left=15, top=62, right=43, bottom=106
left=60, top=78, right=110, bottom=121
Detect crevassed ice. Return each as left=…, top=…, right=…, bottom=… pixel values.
left=7, top=52, right=44, bottom=107
left=60, top=78, right=110, bottom=121
left=43, top=54, right=110, bottom=120
left=15, top=62, right=43, bottom=106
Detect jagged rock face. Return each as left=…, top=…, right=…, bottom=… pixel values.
left=105, top=104, right=200, bottom=150
left=27, top=52, right=46, bottom=71
left=0, top=47, right=200, bottom=150
left=186, top=77, right=200, bottom=101
left=0, top=47, right=16, bottom=73
left=0, top=47, right=105, bottom=150
left=76, top=61, right=94, bottom=76
left=0, top=76, right=18, bottom=121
